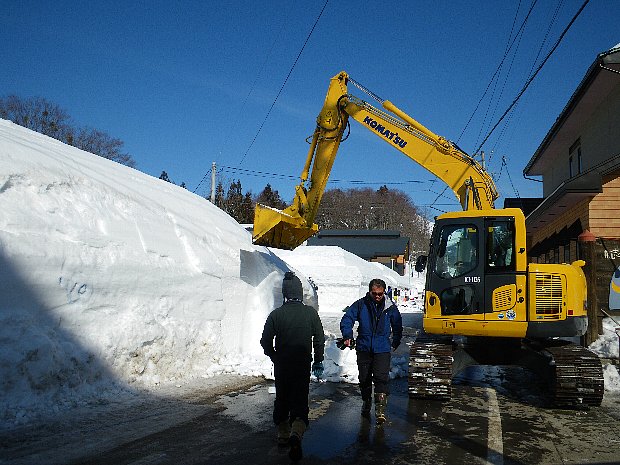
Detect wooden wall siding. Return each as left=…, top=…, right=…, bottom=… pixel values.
left=530, top=198, right=590, bottom=246
left=584, top=238, right=620, bottom=314
left=589, top=176, right=620, bottom=239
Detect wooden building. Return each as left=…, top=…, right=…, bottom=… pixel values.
left=521, top=42, right=620, bottom=319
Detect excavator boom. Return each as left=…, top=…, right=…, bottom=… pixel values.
left=252, top=71, right=498, bottom=249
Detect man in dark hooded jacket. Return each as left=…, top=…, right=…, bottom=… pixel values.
left=260, top=272, right=325, bottom=460
left=341, top=278, right=402, bottom=424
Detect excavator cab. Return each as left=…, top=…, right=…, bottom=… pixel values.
left=422, top=209, right=528, bottom=337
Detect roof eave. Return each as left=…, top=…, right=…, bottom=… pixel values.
left=524, top=45, right=620, bottom=176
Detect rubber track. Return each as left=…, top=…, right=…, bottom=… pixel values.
left=408, top=342, right=453, bottom=399
left=547, top=344, right=604, bottom=408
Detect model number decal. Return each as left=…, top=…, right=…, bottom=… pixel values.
left=464, top=276, right=481, bottom=283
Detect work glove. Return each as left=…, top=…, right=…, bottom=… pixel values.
left=312, top=361, right=324, bottom=378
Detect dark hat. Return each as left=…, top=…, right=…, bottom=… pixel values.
left=282, top=271, right=303, bottom=301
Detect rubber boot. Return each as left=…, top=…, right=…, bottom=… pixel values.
left=289, top=418, right=306, bottom=461
left=277, top=420, right=290, bottom=446
left=361, top=398, right=372, bottom=418
left=375, top=393, right=388, bottom=425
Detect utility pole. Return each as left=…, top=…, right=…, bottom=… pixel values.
left=210, top=162, right=216, bottom=203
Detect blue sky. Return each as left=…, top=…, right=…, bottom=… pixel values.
left=2, top=0, right=618, bottom=217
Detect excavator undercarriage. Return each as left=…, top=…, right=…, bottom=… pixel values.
left=408, top=336, right=604, bottom=408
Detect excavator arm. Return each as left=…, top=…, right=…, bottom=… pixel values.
left=252, top=72, right=349, bottom=249
left=252, top=71, right=499, bottom=249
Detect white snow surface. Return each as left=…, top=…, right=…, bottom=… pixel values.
left=0, top=119, right=618, bottom=429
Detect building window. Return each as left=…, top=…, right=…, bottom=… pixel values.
left=569, top=138, right=582, bottom=177
left=564, top=244, right=570, bottom=263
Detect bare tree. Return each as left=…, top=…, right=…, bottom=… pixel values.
left=70, top=127, right=135, bottom=167
left=316, top=186, right=431, bottom=255
left=0, top=95, right=136, bottom=167
left=0, top=95, right=71, bottom=141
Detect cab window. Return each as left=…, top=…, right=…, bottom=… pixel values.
left=440, top=285, right=476, bottom=315
left=486, top=220, right=515, bottom=271
left=434, top=224, right=479, bottom=279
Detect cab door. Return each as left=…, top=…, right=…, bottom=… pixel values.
left=483, top=218, right=523, bottom=321
left=427, top=217, right=486, bottom=320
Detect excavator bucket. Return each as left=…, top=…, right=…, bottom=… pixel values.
left=252, top=203, right=318, bottom=250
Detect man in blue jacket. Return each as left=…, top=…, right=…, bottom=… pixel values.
left=340, top=278, right=403, bottom=424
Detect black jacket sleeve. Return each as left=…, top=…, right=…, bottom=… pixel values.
left=260, top=314, right=276, bottom=359
left=312, top=309, right=325, bottom=363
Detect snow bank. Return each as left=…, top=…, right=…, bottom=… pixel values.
left=271, top=246, right=413, bottom=313
left=0, top=118, right=419, bottom=427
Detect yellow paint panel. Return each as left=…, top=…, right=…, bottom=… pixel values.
left=424, top=318, right=527, bottom=337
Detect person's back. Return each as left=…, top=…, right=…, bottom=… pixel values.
left=267, top=300, right=323, bottom=362
left=260, top=271, right=325, bottom=461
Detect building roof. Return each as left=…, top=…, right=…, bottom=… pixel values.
left=307, top=229, right=409, bottom=260
left=503, top=197, right=544, bottom=216
left=524, top=43, right=620, bottom=176
left=310, top=229, right=402, bottom=238
left=524, top=170, right=603, bottom=234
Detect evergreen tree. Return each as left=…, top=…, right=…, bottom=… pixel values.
left=240, top=192, right=255, bottom=224
left=225, top=180, right=244, bottom=221
left=214, top=181, right=225, bottom=207
left=159, top=171, right=172, bottom=183
left=255, top=183, right=287, bottom=209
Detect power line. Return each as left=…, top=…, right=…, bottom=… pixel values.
left=192, top=20, right=286, bottom=194
left=193, top=1, right=329, bottom=193
left=236, top=0, right=330, bottom=166
left=473, top=0, right=591, bottom=154
left=458, top=0, right=538, bottom=145
left=218, top=164, right=428, bottom=186
left=490, top=0, right=564, bottom=157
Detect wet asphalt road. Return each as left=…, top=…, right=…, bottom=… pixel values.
left=69, top=369, right=620, bottom=465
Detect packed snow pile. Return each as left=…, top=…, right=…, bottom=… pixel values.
left=0, top=119, right=294, bottom=425
left=0, top=119, right=412, bottom=427
left=271, top=246, right=412, bottom=313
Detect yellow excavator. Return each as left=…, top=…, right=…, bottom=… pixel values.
left=253, top=71, right=604, bottom=407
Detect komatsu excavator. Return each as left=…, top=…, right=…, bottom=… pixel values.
left=253, top=71, right=604, bottom=407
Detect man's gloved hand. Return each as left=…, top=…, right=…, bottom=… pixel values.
left=312, top=361, right=324, bottom=378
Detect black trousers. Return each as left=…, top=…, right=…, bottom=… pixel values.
left=273, top=359, right=311, bottom=426
left=357, top=351, right=391, bottom=400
